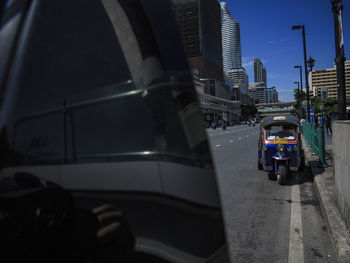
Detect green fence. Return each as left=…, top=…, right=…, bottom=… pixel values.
left=301, top=122, right=327, bottom=167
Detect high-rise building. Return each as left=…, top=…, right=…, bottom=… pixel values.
left=220, top=2, right=242, bottom=72
left=249, top=82, right=266, bottom=104
left=266, top=87, right=279, bottom=103
left=309, top=60, right=350, bottom=99
left=226, top=68, right=249, bottom=92
left=172, top=0, right=223, bottom=83
left=261, top=67, right=267, bottom=86
left=254, top=58, right=267, bottom=86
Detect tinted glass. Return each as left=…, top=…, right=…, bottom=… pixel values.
left=266, top=126, right=296, bottom=140
left=2, top=0, right=133, bottom=165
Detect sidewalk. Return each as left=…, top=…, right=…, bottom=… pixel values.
left=301, top=134, right=350, bottom=263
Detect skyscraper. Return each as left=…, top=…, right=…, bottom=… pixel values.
left=249, top=82, right=266, bottom=104
left=172, top=0, right=223, bottom=82
left=266, top=87, right=279, bottom=103
left=254, top=58, right=267, bottom=86
left=220, top=2, right=242, bottom=72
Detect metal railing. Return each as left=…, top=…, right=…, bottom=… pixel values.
left=301, top=122, right=327, bottom=167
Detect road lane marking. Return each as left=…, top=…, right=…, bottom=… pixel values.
left=229, top=140, right=234, bottom=142
left=288, top=183, right=304, bottom=263
left=246, top=135, right=249, bottom=137
left=238, top=137, right=242, bottom=140
left=206, top=126, right=256, bottom=137
left=215, top=144, right=221, bottom=147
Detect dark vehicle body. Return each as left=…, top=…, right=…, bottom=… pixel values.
left=0, top=0, right=228, bottom=262
left=258, top=115, right=305, bottom=184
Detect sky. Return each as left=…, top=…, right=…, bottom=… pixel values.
left=224, top=0, right=350, bottom=102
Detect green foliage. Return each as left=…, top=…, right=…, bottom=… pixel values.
left=241, top=104, right=257, bottom=119
left=311, top=96, right=338, bottom=116
left=293, top=88, right=306, bottom=118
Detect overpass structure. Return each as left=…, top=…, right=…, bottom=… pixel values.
left=196, top=91, right=241, bottom=123
left=256, top=101, right=295, bottom=118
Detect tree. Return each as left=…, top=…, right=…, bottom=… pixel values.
left=241, top=104, right=257, bottom=120
left=311, top=96, right=338, bottom=117
left=293, top=88, right=306, bottom=118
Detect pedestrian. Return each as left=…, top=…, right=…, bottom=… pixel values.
left=325, top=115, right=332, bottom=135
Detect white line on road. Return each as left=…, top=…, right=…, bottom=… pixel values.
left=229, top=140, right=234, bottom=143
left=238, top=137, right=242, bottom=140
left=246, top=135, right=249, bottom=137
left=288, top=182, right=304, bottom=263
left=215, top=144, right=221, bottom=147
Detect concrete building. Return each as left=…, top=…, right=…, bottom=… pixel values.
left=220, top=2, right=242, bottom=72
left=249, top=82, right=266, bottom=104
left=224, top=75, right=251, bottom=105
left=172, top=0, right=223, bottom=82
left=254, top=58, right=267, bottom=86
left=309, top=60, right=350, bottom=99
left=226, top=67, right=249, bottom=92
left=266, top=87, right=278, bottom=103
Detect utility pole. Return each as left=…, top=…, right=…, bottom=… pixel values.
left=292, top=25, right=311, bottom=122
left=294, top=65, right=303, bottom=118
left=331, top=0, right=347, bottom=119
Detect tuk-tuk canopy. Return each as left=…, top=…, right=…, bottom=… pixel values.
left=260, top=115, right=299, bottom=129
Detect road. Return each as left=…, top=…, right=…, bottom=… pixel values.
left=207, top=125, right=336, bottom=263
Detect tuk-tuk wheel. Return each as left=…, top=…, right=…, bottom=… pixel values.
left=258, top=159, right=263, bottom=170
left=277, top=165, right=287, bottom=185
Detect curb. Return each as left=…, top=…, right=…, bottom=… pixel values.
left=301, top=136, right=350, bottom=263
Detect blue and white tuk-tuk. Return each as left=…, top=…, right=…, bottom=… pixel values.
left=258, top=115, right=305, bottom=184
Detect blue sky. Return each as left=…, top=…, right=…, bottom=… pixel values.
left=224, top=0, right=350, bottom=101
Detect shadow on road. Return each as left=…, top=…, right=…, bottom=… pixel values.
left=266, top=166, right=314, bottom=187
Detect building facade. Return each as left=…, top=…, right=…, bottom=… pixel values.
left=226, top=68, right=249, bottom=92
left=254, top=58, right=267, bottom=86
left=220, top=2, right=242, bottom=72
left=309, top=60, right=350, bottom=99
left=249, top=82, right=266, bottom=104
left=266, top=87, right=279, bottom=103
left=172, top=0, right=223, bottom=82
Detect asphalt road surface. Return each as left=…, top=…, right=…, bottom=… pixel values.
left=207, top=124, right=336, bottom=263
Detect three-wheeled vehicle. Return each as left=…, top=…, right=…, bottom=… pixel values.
left=258, top=115, right=305, bottom=184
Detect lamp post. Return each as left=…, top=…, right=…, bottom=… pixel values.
left=307, top=56, right=315, bottom=123
left=294, top=65, right=303, bottom=118
left=307, top=56, right=315, bottom=101
left=294, top=81, right=302, bottom=118
left=292, top=25, right=310, bottom=122
left=307, top=56, right=315, bottom=72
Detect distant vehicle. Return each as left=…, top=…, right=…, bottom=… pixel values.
left=0, top=0, right=229, bottom=262
left=258, top=115, right=305, bottom=185
left=247, top=119, right=255, bottom=127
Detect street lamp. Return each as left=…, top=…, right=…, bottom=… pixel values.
left=294, top=65, right=303, bottom=117
left=307, top=56, right=316, bottom=123
left=292, top=24, right=310, bottom=122
left=294, top=81, right=302, bottom=118
left=307, top=56, right=315, bottom=70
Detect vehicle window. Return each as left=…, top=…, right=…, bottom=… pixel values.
left=3, top=0, right=133, bottom=166
left=2, top=0, right=210, bottom=167
left=266, top=126, right=296, bottom=141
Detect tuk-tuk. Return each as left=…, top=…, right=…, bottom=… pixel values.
left=258, top=115, right=305, bottom=184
